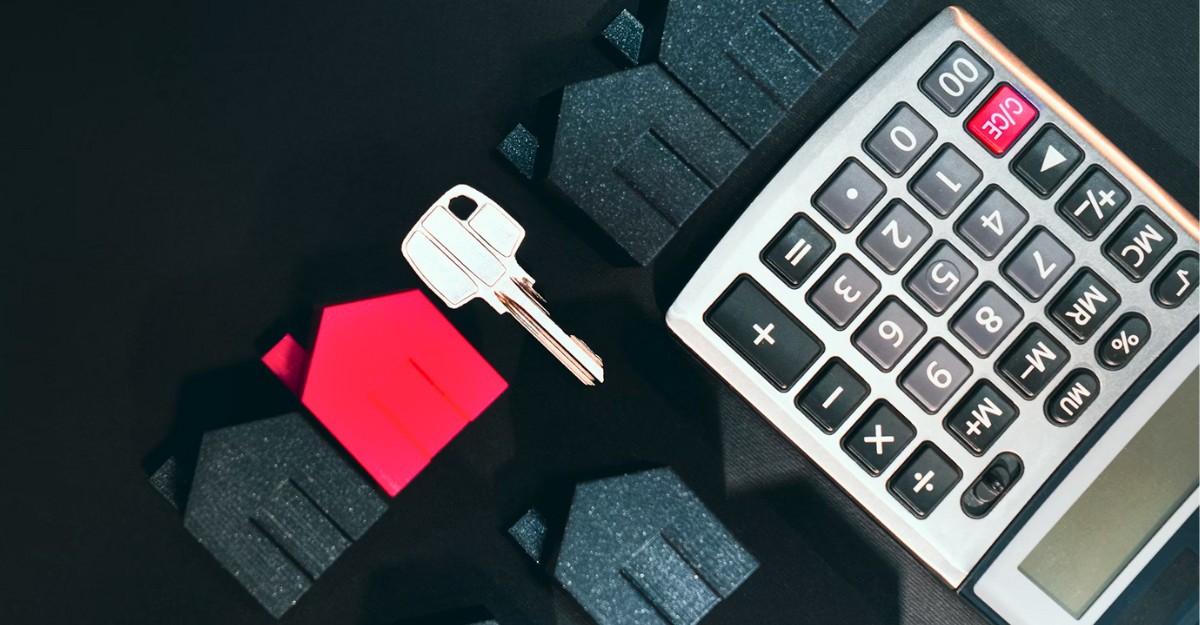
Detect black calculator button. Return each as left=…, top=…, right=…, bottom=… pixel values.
left=956, top=186, right=1028, bottom=259
left=920, top=43, right=993, bottom=116
left=1056, top=166, right=1129, bottom=239
left=1011, top=125, right=1082, bottom=196
left=1153, top=252, right=1199, bottom=308
left=888, top=444, right=961, bottom=519
left=808, top=256, right=880, bottom=329
left=1045, top=369, right=1100, bottom=425
left=911, top=145, right=982, bottom=217
left=761, top=215, right=833, bottom=287
left=854, top=298, right=926, bottom=371
left=1048, top=270, right=1120, bottom=342
left=705, top=276, right=823, bottom=390
left=859, top=200, right=931, bottom=274
left=865, top=104, right=937, bottom=175
left=901, top=340, right=972, bottom=413
left=1104, top=208, right=1177, bottom=281
left=998, top=325, right=1069, bottom=398
left=1002, top=228, right=1074, bottom=300
left=797, top=359, right=870, bottom=433
left=814, top=159, right=886, bottom=231
left=905, top=242, right=978, bottom=314
left=1097, top=313, right=1150, bottom=369
left=843, top=402, right=915, bottom=476
left=945, top=382, right=1018, bottom=455
left=951, top=284, right=1023, bottom=357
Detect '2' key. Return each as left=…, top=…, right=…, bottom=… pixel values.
left=403, top=185, right=605, bottom=385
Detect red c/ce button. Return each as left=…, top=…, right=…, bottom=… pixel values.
left=967, top=85, right=1038, bottom=155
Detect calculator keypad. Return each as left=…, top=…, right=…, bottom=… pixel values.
left=911, top=145, right=982, bottom=216
left=798, top=359, right=871, bottom=432
left=906, top=242, right=978, bottom=314
left=667, top=16, right=1198, bottom=578
left=952, top=284, right=1023, bottom=356
left=919, top=43, right=992, bottom=115
left=1097, top=313, right=1150, bottom=369
left=945, top=382, right=1018, bottom=454
left=705, top=277, right=823, bottom=390
left=997, top=325, right=1070, bottom=398
left=809, top=256, right=881, bottom=328
left=854, top=298, right=926, bottom=371
left=1012, top=125, right=1082, bottom=196
left=901, top=340, right=972, bottom=412
left=1002, top=228, right=1074, bottom=300
left=843, top=402, right=915, bottom=475
left=1056, top=167, right=1128, bottom=239
left=866, top=104, right=937, bottom=175
left=815, top=159, right=886, bottom=231
left=1048, top=269, right=1120, bottom=342
left=762, top=215, right=833, bottom=287
left=1154, top=252, right=1199, bottom=308
left=888, top=444, right=961, bottom=519
left=1104, top=208, right=1176, bottom=281
left=956, top=186, right=1027, bottom=259
left=860, top=200, right=931, bottom=273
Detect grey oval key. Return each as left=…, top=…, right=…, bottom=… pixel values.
left=403, top=185, right=605, bottom=385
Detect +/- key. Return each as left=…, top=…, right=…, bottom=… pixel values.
left=403, top=185, right=605, bottom=385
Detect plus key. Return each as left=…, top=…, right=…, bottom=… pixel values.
left=705, top=276, right=824, bottom=390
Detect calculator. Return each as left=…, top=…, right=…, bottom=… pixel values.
left=666, top=7, right=1199, bottom=625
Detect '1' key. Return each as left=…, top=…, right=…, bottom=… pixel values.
left=402, top=185, right=605, bottom=385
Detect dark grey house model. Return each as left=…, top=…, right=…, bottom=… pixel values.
left=498, top=0, right=891, bottom=264
left=508, top=467, right=758, bottom=625
left=149, top=413, right=388, bottom=618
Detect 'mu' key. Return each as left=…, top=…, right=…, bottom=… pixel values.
left=402, top=184, right=604, bottom=385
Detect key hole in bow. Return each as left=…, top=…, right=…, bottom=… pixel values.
left=448, top=195, right=478, bottom=220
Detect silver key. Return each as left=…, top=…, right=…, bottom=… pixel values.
left=401, top=184, right=604, bottom=385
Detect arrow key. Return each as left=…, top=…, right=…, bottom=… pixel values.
left=1012, top=125, right=1082, bottom=197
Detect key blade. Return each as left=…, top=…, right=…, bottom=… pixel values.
left=497, top=284, right=604, bottom=385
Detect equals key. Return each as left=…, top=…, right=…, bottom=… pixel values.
left=403, top=185, right=604, bottom=385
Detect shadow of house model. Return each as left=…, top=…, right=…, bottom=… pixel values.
left=509, top=468, right=758, bottom=625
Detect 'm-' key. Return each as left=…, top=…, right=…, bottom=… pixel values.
left=402, top=184, right=604, bottom=385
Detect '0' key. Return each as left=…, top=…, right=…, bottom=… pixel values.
left=402, top=185, right=605, bottom=385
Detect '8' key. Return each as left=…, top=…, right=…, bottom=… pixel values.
left=402, top=185, right=605, bottom=385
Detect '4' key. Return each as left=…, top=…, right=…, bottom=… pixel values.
left=402, top=185, right=604, bottom=385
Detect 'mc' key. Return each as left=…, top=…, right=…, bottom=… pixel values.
left=1105, top=207, right=1176, bottom=281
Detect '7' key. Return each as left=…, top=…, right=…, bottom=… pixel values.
left=402, top=185, right=604, bottom=385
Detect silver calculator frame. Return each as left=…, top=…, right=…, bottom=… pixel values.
left=665, top=6, right=1199, bottom=586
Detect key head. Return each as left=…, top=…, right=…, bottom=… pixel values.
left=402, top=185, right=528, bottom=310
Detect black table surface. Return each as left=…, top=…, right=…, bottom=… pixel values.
left=3, top=0, right=1196, bottom=623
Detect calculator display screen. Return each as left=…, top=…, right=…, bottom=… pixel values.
left=1019, top=366, right=1199, bottom=617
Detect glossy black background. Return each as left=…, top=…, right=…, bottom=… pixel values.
left=2, top=0, right=1196, bottom=623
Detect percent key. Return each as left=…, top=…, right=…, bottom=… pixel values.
left=1098, top=314, right=1151, bottom=369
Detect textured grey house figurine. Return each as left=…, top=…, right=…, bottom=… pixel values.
left=150, top=412, right=388, bottom=617
left=509, top=467, right=758, bottom=625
